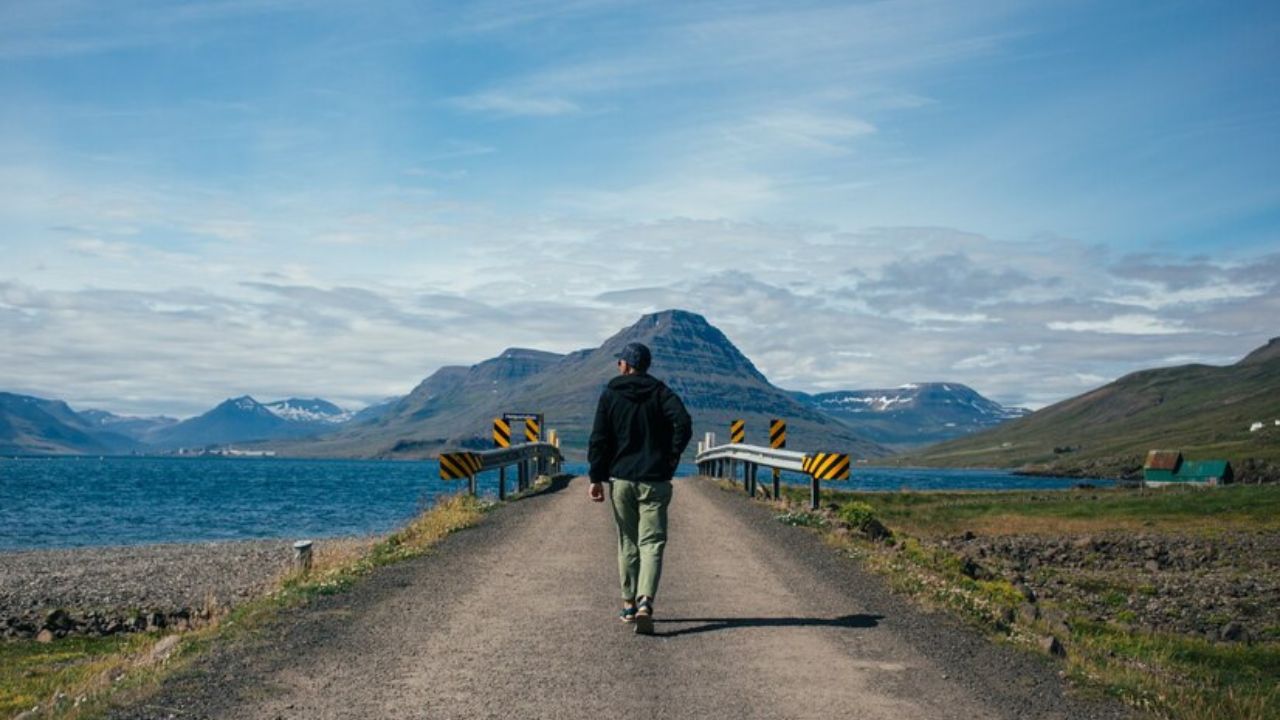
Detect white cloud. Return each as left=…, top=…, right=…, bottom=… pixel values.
left=448, top=92, right=581, bottom=117
left=1048, top=314, right=1187, bottom=336
left=731, top=110, right=876, bottom=155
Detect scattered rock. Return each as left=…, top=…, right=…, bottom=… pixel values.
left=1040, top=635, right=1066, bottom=657
left=861, top=517, right=892, bottom=541
left=1017, top=602, right=1040, bottom=624
left=140, top=634, right=183, bottom=666
left=1, top=538, right=291, bottom=640
left=1219, top=622, right=1249, bottom=643
left=35, top=629, right=54, bottom=643
left=43, top=608, right=74, bottom=632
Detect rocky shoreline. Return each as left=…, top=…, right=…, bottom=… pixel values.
left=1, top=540, right=297, bottom=641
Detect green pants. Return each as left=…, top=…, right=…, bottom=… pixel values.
left=609, top=478, right=673, bottom=601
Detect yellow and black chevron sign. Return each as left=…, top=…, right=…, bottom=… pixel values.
left=770, top=419, right=786, bottom=449
left=803, top=452, right=851, bottom=481
left=524, top=417, right=541, bottom=443
left=730, top=419, right=745, bottom=444
left=439, top=452, right=483, bottom=480
left=493, top=417, right=511, bottom=448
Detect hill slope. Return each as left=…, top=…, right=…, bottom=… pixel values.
left=0, top=393, right=139, bottom=455
left=895, top=337, right=1280, bottom=479
left=282, top=311, right=888, bottom=460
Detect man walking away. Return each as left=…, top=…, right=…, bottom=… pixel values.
left=587, top=342, right=692, bottom=635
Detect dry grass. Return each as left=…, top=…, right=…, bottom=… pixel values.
left=0, top=493, right=488, bottom=720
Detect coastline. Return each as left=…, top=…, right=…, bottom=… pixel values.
left=0, top=537, right=371, bottom=641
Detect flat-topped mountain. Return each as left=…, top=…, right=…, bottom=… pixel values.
left=284, top=310, right=889, bottom=460
left=791, top=383, right=1029, bottom=448
left=897, top=336, right=1280, bottom=479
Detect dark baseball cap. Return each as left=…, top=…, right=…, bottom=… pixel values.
left=614, top=342, right=652, bottom=372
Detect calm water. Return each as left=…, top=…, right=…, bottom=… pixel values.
left=0, top=456, right=1104, bottom=551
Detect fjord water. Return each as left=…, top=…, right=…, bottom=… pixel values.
left=0, top=457, right=1103, bottom=551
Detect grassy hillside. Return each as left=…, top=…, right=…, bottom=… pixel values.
left=890, top=339, right=1280, bottom=479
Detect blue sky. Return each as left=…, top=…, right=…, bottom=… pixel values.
left=1, top=0, right=1277, bottom=417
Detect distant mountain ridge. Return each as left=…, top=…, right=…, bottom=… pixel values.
left=279, top=310, right=890, bottom=460
left=0, top=393, right=139, bottom=455
left=147, top=395, right=353, bottom=450
left=791, top=383, right=1029, bottom=447
left=79, top=409, right=179, bottom=445
left=896, top=336, right=1280, bottom=478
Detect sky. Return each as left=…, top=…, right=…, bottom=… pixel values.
left=1, top=0, right=1277, bottom=418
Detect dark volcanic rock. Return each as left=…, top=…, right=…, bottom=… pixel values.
left=942, top=530, right=1280, bottom=641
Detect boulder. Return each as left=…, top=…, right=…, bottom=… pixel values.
left=43, top=608, right=74, bottom=632
left=1219, top=622, right=1249, bottom=643
left=1040, top=635, right=1066, bottom=657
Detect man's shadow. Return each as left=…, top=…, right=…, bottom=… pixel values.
left=654, top=613, right=883, bottom=638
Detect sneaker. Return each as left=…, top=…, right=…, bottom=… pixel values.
left=634, top=597, right=654, bottom=635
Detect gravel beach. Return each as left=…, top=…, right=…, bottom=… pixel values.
left=1, top=540, right=300, bottom=639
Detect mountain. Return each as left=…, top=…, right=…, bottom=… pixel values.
left=281, top=311, right=890, bottom=460
left=895, top=337, right=1280, bottom=478
left=791, top=383, right=1029, bottom=448
left=79, top=409, right=179, bottom=444
left=0, top=393, right=139, bottom=455
left=282, top=348, right=568, bottom=456
left=148, top=395, right=347, bottom=450
left=263, top=398, right=353, bottom=424
left=350, top=396, right=403, bottom=424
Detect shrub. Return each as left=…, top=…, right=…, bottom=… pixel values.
left=838, top=501, right=891, bottom=539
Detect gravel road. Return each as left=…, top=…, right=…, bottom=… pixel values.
left=111, top=477, right=1136, bottom=719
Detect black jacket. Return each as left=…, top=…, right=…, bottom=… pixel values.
left=588, top=373, right=692, bottom=484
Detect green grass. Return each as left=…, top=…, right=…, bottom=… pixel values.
left=1068, top=620, right=1279, bottom=719
left=0, top=635, right=139, bottom=717
left=788, top=483, right=1280, bottom=536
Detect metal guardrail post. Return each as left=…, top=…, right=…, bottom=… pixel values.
left=438, top=440, right=563, bottom=498
left=695, top=437, right=849, bottom=508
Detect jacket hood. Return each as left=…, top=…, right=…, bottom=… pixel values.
left=607, top=373, right=663, bottom=403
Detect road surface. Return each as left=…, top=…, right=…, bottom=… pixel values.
left=115, top=476, right=1133, bottom=719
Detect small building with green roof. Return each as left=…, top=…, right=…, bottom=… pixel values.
left=1143, top=450, right=1234, bottom=487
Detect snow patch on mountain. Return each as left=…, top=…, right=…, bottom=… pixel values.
left=263, top=398, right=353, bottom=424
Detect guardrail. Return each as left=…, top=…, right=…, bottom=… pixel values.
left=695, top=423, right=850, bottom=509
left=438, top=441, right=564, bottom=499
